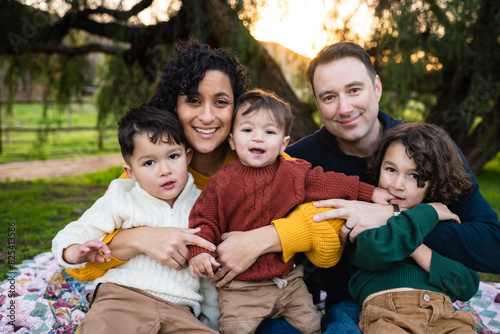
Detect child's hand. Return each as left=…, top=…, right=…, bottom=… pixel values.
left=371, top=187, right=395, bottom=204
left=428, top=202, right=461, bottom=223
left=189, top=253, right=220, bottom=279
left=62, top=240, right=111, bottom=264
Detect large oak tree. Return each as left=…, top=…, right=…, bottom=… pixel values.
left=2, top=0, right=499, bottom=173
left=0, top=0, right=317, bottom=150
left=367, top=0, right=500, bottom=173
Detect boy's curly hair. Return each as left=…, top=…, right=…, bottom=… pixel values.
left=367, top=122, right=474, bottom=205
left=152, top=38, right=250, bottom=114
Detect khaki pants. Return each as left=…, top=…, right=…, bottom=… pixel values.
left=80, top=283, right=218, bottom=334
left=218, top=265, right=321, bottom=334
left=359, top=290, right=477, bottom=334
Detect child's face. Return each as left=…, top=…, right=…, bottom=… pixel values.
left=123, top=132, right=192, bottom=207
left=378, top=142, right=429, bottom=209
left=228, top=105, right=290, bottom=168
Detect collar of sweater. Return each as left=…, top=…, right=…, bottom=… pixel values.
left=232, top=156, right=282, bottom=177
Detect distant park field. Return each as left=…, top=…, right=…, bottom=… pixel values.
left=0, top=102, right=120, bottom=164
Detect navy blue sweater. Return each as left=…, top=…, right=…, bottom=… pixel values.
left=286, top=110, right=500, bottom=310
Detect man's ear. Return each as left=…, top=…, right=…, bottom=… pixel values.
left=374, top=74, right=383, bottom=102
left=228, top=132, right=236, bottom=151
left=186, top=147, right=193, bottom=165
left=122, top=164, right=136, bottom=181
left=280, top=136, right=291, bottom=154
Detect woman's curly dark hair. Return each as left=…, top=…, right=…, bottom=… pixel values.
left=367, top=123, right=474, bottom=205
left=151, top=38, right=250, bottom=114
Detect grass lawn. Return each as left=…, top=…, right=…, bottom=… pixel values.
left=0, top=166, right=123, bottom=280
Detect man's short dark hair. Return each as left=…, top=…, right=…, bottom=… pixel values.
left=306, top=42, right=377, bottom=96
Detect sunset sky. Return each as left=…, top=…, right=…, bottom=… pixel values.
left=134, top=0, right=374, bottom=59
left=249, top=0, right=373, bottom=58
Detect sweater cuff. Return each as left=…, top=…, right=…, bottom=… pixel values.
left=272, top=203, right=314, bottom=263
left=63, top=228, right=126, bottom=281
left=102, top=228, right=123, bottom=244
left=428, top=251, right=452, bottom=286
left=305, top=216, right=345, bottom=268
left=189, top=246, right=215, bottom=260
left=272, top=202, right=345, bottom=268
left=404, top=203, right=440, bottom=236
left=358, top=182, right=375, bottom=202
left=65, top=257, right=125, bottom=282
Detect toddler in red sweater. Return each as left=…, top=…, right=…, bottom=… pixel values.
left=188, top=89, right=391, bottom=334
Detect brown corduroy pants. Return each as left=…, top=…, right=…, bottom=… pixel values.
left=80, top=283, right=218, bottom=334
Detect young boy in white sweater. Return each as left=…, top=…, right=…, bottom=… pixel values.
left=52, top=103, right=219, bottom=333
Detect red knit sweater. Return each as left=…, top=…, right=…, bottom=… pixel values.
left=188, top=155, right=375, bottom=281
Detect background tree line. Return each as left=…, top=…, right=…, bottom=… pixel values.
left=1, top=0, right=499, bottom=173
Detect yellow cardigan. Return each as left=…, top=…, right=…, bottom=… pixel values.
left=65, top=151, right=345, bottom=281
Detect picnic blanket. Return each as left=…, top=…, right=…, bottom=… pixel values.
left=1, top=252, right=500, bottom=333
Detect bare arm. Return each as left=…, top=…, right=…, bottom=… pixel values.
left=410, top=244, right=432, bottom=272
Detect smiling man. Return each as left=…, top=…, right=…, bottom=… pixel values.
left=271, top=41, right=500, bottom=334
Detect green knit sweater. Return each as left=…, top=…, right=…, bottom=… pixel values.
left=348, top=203, right=480, bottom=304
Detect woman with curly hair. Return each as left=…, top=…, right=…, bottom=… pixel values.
left=69, top=40, right=250, bottom=274
left=66, top=39, right=307, bottom=333
left=347, top=122, right=479, bottom=333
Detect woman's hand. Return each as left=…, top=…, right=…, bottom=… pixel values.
left=210, top=225, right=282, bottom=287
left=109, top=226, right=215, bottom=270
left=313, top=199, right=394, bottom=244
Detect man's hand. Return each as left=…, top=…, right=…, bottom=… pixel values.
left=109, top=227, right=216, bottom=270
left=63, top=240, right=111, bottom=264
left=313, top=199, right=394, bottom=244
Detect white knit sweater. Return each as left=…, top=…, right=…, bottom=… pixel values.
left=52, top=174, right=218, bottom=324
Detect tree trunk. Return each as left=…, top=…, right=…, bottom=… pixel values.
left=0, top=88, right=3, bottom=155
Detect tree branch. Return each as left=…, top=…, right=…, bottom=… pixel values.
left=80, top=0, right=154, bottom=21
left=31, top=43, right=123, bottom=56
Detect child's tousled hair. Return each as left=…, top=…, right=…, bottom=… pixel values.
left=118, top=103, right=187, bottom=164
left=367, top=122, right=474, bottom=205
left=233, top=89, right=293, bottom=136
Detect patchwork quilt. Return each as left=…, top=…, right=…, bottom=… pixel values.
left=1, top=252, right=499, bottom=333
